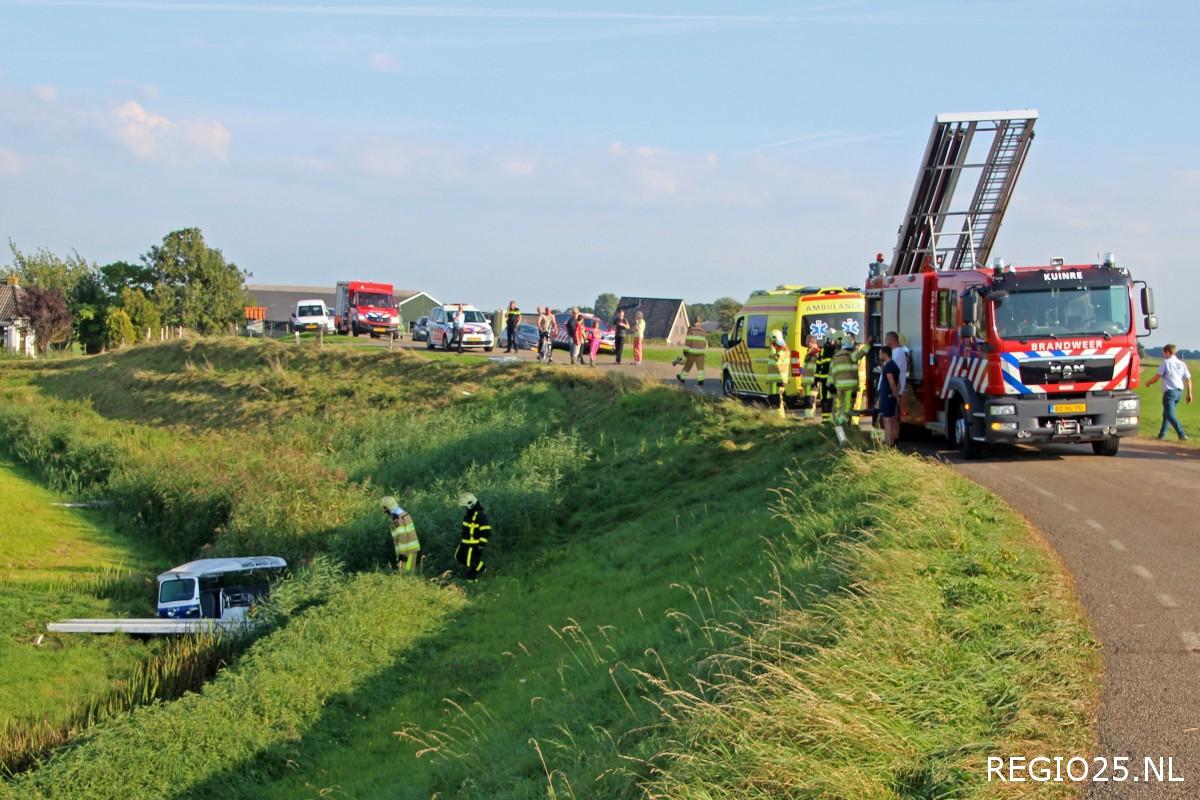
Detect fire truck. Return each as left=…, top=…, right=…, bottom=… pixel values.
left=866, top=110, right=1157, bottom=457
left=334, top=280, right=400, bottom=338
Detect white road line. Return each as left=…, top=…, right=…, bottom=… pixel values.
left=1085, top=519, right=1104, bottom=531
left=1157, top=594, right=1181, bottom=609
left=1035, top=487, right=1055, bottom=498
left=1132, top=565, right=1154, bottom=580
left=1063, top=502, right=1079, bottom=512
left=1182, top=632, right=1200, bottom=654
left=1109, top=539, right=1127, bottom=552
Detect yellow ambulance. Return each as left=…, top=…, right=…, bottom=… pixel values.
left=721, top=286, right=867, bottom=407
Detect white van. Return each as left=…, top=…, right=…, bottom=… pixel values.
left=291, top=299, right=335, bottom=333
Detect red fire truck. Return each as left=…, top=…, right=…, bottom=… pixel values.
left=334, top=280, right=400, bottom=338
left=866, top=111, right=1157, bottom=458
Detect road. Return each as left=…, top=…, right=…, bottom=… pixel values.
left=918, top=436, right=1200, bottom=798
left=392, top=338, right=1200, bottom=795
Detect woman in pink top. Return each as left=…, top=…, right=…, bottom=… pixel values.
left=587, top=322, right=601, bottom=366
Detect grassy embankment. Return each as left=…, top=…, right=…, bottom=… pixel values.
left=1136, top=359, right=1198, bottom=445
left=0, top=339, right=1098, bottom=798
left=0, top=461, right=167, bottom=732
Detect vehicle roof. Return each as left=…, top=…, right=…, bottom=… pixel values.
left=158, top=556, right=287, bottom=581
left=294, top=298, right=328, bottom=306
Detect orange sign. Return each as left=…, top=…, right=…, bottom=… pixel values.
left=244, top=306, right=267, bottom=321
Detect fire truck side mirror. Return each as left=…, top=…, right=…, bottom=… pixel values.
left=959, top=322, right=977, bottom=340
left=960, top=292, right=979, bottom=326
left=1140, top=286, right=1155, bottom=315
left=1144, top=314, right=1158, bottom=332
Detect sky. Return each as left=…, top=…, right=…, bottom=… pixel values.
left=0, top=0, right=1196, bottom=344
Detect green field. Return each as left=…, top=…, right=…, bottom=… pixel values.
left=1136, top=359, right=1198, bottom=445
left=0, top=460, right=167, bottom=740
left=0, top=340, right=1098, bottom=798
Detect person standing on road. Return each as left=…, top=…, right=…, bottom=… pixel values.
left=536, top=307, right=557, bottom=363
left=829, top=333, right=867, bottom=426
left=456, top=492, right=491, bottom=580
left=633, top=311, right=646, bottom=365
left=612, top=309, right=630, bottom=365
left=813, top=334, right=836, bottom=413
left=1146, top=343, right=1192, bottom=441
left=451, top=304, right=465, bottom=353
left=877, top=346, right=901, bottom=446
left=768, top=329, right=789, bottom=416
left=676, top=317, right=707, bottom=387
left=567, top=308, right=582, bottom=365
left=586, top=322, right=601, bottom=366
left=885, top=330, right=908, bottom=401
left=504, top=301, right=522, bottom=353
left=381, top=496, right=421, bottom=575
left=802, top=335, right=821, bottom=418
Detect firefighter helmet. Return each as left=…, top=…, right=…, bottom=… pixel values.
left=770, top=329, right=785, bottom=348
left=457, top=492, right=478, bottom=508
left=380, top=496, right=398, bottom=511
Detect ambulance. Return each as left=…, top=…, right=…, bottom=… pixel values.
left=721, top=286, right=867, bottom=406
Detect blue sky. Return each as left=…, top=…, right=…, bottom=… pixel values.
left=0, top=0, right=1196, bottom=343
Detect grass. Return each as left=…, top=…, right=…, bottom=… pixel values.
left=1136, top=358, right=1198, bottom=445
left=0, top=459, right=168, bottom=733
left=0, top=339, right=1099, bottom=798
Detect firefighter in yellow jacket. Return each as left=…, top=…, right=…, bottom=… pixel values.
left=768, top=329, right=789, bottom=417
left=675, top=317, right=708, bottom=387
left=381, top=496, right=421, bottom=575
left=828, top=333, right=868, bottom=426
left=456, top=492, right=491, bottom=580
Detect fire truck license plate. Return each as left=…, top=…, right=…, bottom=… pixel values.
left=1050, top=402, right=1086, bottom=414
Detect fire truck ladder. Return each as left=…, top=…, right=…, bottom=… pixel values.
left=890, top=110, right=1037, bottom=275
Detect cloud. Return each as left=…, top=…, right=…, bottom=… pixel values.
left=367, top=52, right=399, bottom=72
left=110, top=100, right=230, bottom=162
left=31, top=84, right=58, bottom=102
left=496, top=154, right=536, bottom=178
left=0, top=147, right=20, bottom=175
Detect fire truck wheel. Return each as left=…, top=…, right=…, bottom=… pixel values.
left=1092, top=438, right=1120, bottom=456
left=953, top=407, right=982, bottom=460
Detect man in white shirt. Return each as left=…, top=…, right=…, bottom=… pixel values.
left=885, top=331, right=909, bottom=397
left=1145, top=343, right=1192, bottom=441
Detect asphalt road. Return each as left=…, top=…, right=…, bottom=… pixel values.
left=915, top=435, right=1200, bottom=798
left=391, top=338, right=1200, bottom=795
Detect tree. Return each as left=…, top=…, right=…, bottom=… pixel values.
left=593, top=292, right=619, bottom=322
left=119, top=288, right=161, bottom=341
left=142, top=228, right=249, bottom=334
left=100, top=260, right=155, bottom=296
left=17, top=287, right=74, bottom=354
left=71, top=271, right=112, bottom=354
left=3, top=242, right=91, bottom=298
left=104, top=307, right=137, bottom=349
left=711, top=297, right=741, bottom=331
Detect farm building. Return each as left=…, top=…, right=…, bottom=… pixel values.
left=614, top=296, right=690, bottom=345
left=0, top=280, right=35, bottom=356
left=246, top=285, right=440, bottom=334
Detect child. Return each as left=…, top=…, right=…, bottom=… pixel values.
left=587, top=325, right=601, bottom=366
left=633, top=310, right=646, bottom=365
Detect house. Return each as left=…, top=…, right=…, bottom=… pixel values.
left=614, top=297, right=690, bottom=345
left=246, top=284, right=441, bottom=334
left=0, top=280, right=35, bottom=356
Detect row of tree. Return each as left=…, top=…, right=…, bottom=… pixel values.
left=3, top=228, right=250, bottom=354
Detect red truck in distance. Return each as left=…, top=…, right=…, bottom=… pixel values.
left=334, top=280, right=399, bottom=338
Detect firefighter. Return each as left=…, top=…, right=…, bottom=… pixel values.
left=813, top=333, right=836, bottom=413
left=829, top=333, right=868, bottom=426
left=768, top=328, right=789, bottom=417
left=381, top=496, right=421, bottom=575
left=455, top=492, right=491, bottom=580
left=675, top=317, right=708, bottom=387
left=802, top=334, right=821, bottom=418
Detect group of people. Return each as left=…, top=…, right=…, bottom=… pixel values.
left=380, top=492, right=491, bottom=580
left=500, top=300, right=649, bottom=367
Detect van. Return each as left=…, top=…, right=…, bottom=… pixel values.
left=721, top=286, right=866, bottom=406
left=291, top=299, right=334, bottom=333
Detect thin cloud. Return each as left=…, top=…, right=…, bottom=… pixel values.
left=0, top=147, right=20, bottom=175
left=367, top=52, right=399, bottom=72
left=753, top=129, right=903, bottom=155
left=11, top=0, right=885, bottom=24
left=31, top=84, right=58, bottom=101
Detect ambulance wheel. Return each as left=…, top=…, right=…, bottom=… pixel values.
left=1092, top=438, right=1120, bottom=456
left=722, top=371, right=736, bottom=399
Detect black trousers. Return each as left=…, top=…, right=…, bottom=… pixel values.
left=450, top=328, right=464, bottom=352
left=614, top=336, right=625, bottom=363
left=506, top=323, right=518, bottom=351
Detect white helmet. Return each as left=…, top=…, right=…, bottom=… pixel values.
left=457, top=492, right=478, bottom=508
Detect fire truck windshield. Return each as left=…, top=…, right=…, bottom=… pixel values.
left=993, top=283, right=1131, bottom=339
left=353, top=292, right=394, bottom=308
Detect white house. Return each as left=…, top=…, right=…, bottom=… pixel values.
left=0, top=280, right=35, bottom=356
